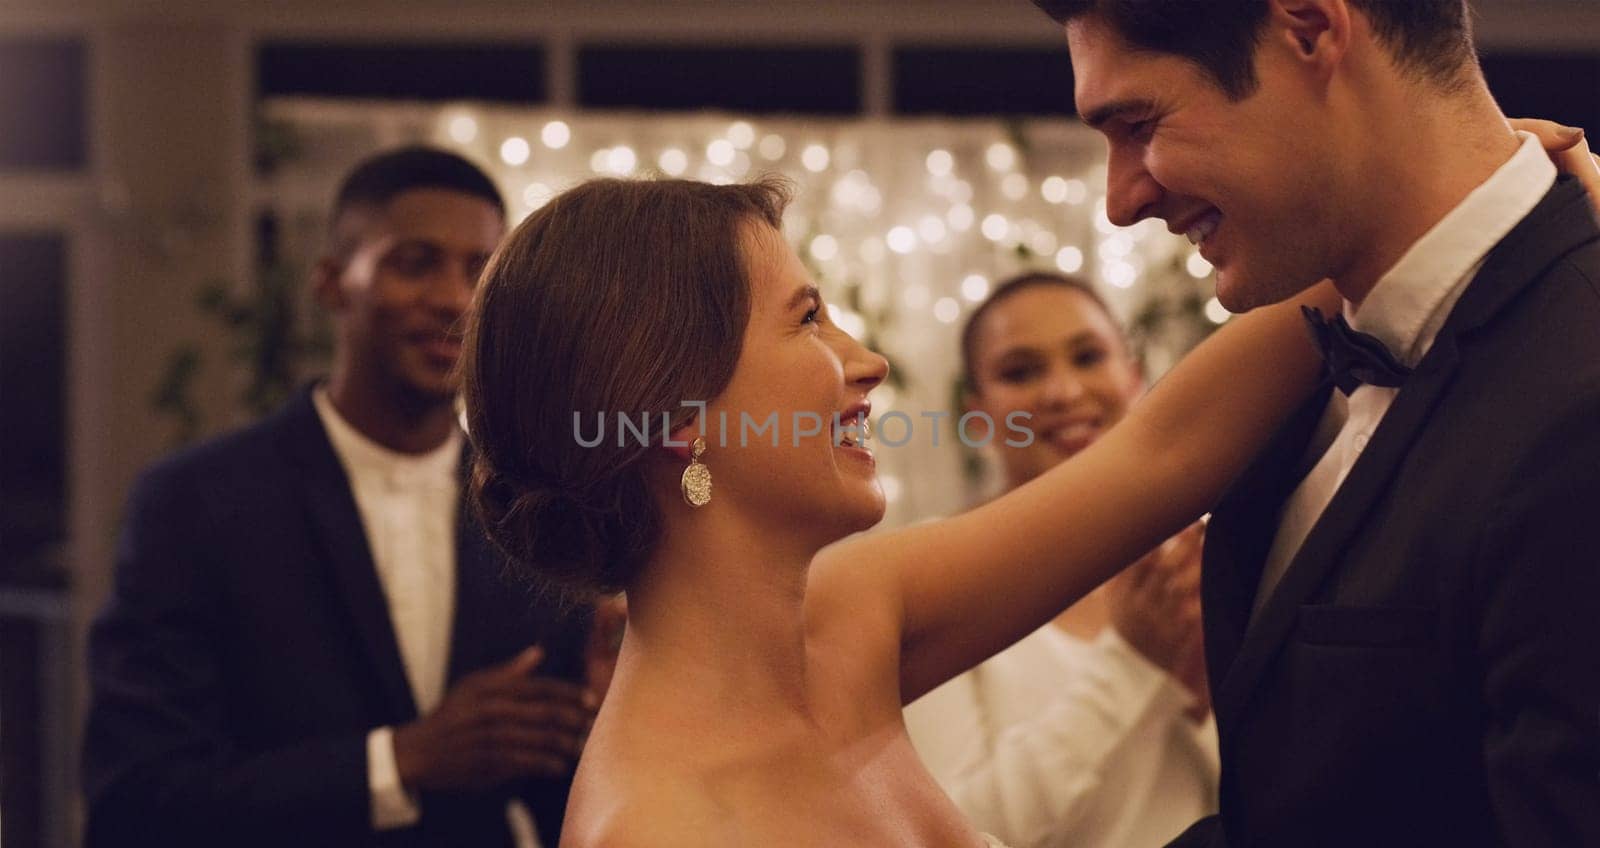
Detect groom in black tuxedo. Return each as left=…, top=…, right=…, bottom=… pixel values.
left=83, top=148, right=597, bottom=847
left=1038, top=0, right=1600, bottom=845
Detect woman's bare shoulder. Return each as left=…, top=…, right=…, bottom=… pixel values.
left=563, top=767, right=729, bottom=848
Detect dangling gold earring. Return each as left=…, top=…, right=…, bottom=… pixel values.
left=680, top=437, right=712, bottom=507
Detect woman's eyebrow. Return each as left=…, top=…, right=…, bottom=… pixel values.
left=785, top=284, right=821, bottom=311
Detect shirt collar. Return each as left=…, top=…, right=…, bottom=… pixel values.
left=312, top=385, right=463, bottom=482
left=1348, top=131, right=1557, bottom=366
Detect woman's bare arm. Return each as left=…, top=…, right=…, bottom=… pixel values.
left=813, top=280, right=1340, bottom=704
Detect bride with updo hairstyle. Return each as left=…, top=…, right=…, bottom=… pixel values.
left=461, top=175, right=1338, bottom=847
left=464, top=178, right=779, bottom=602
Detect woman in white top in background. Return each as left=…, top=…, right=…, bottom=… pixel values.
left=904, top=272, right=1217, bottom=848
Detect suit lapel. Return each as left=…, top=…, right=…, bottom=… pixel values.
left=276, top=388, right=418, bottom=719
left=1214, top=177, right=1600, bottom=723
left=1203, top=386, right=1333, bottom=686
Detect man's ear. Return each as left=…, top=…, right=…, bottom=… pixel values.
left=311, top=256, right=347, bottom=311
left=1269, top=0, right=1352, bottom=75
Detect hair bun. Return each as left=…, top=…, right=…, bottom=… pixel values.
left=470, top=460, right=623, bottom=603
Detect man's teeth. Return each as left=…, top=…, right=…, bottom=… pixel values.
left=1186, top=210, right=1221, bottom=246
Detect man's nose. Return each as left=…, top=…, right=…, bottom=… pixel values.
left=1104, top=145, right=1162, bottom=227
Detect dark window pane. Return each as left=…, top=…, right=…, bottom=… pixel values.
left=579, top=45, right=860, bottom=115
left=1482, top=53, right=1600, bottom=142
left=895, top=47, right=1076, bottom=117
left=0, top=234, right=67, bottom=565
left=0, top=38, right=88, bottom=171
left=257, top=42, right=546, bottom=104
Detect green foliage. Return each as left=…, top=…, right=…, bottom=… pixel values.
left=151, top=263, right=331, bottom=446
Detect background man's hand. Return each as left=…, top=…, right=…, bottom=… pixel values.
left=392, top=645, right=595, bottom=793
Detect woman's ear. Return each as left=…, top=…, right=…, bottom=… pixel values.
left=660, top=419, right=701, bottom=463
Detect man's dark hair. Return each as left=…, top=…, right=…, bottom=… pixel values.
left=330, top=146, right=505, bottom=255
left=1032, top=0, right=1475, bottom=99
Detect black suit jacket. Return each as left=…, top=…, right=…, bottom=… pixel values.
left=1174, top=178, right=1600, bottom=847
left=84, top=387, right=585, bottom=847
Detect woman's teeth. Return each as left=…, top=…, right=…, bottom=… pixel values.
left=838, top=417, right=872, bottom=449
left=1047, top=422, right=1098, bottom=446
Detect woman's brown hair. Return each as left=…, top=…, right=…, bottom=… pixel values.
left=461, top=176, right=791, bottom=603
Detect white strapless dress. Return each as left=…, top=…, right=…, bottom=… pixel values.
left=981, top=835, right=1013, bottom=848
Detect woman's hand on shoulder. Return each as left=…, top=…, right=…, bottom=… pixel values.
left=1510, top=118, right=1600, bottom=212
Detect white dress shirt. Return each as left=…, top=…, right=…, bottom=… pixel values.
left=905, top=626, right=1220, bottom=848
left=1252, top=131, right=1558, bottom=617
left=315, top=388, right=538, bottom=846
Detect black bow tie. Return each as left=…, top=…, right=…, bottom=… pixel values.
left=1301, top=306, right=1413, bottom=395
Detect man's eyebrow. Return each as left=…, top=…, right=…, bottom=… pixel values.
left=1081, top=97, right=1158, bottom=130
left=786, top=284, right=821, bottom=311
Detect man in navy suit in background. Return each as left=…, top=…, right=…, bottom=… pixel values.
left=84, top=147, right=599, bottom=847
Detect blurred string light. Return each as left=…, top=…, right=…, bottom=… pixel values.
left=500, top=136, right=530, bottom=166
left=541, top=120, right=571, bottom=149
left=1028, top=229, right=1059, bottom=257
left=419, top=111, right=1201, bottom=388
left=1101, top=232, right=1133, bottom=258
left=961, top=273, right=990, bottom=302
left=810, top=234, right=839, bottom=262
left=448, top=114, right=478, bottom=144
left=887, top=226, right=918, bottom=254
left=1093, top=197, right=1118, bottom=234
left=1205, top=297, right=1232, bottom=324
left=658, top=147, right=689, bottom=176
left=608, top=145, right=638, bottom=175
left=759, top=134, right=787, bottom=160
left=1041, top=175, right=1068, bottom=204
left=707, top=138, right=736, bottom=167
left=1103, top=259, right=1138, bottom=289
left=727, top=121, right=756, bottom=149
left=981, top=213, right=1009, bottom=242
left=985, top=142, right=1017, bottom=172
left=802, top=144, right=831, bottom=172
